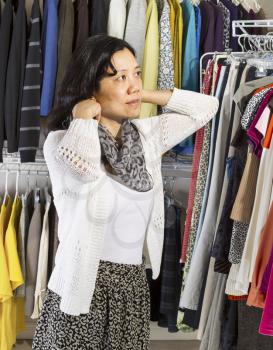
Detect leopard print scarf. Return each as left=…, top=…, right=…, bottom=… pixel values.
left=97, top=119, right=153, bottom=192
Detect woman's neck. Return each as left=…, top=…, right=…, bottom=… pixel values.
left=99, top=116, right=122, bottom=139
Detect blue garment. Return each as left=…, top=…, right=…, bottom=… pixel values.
left=181, top=0, right=198, bottom=92
left=194, top=5, right=201, bottom=91
left=176, top=0, right=198, bottom=155
left=40, top=0, right=58, bottom=117
left=194, top=6, right=201, bottom=63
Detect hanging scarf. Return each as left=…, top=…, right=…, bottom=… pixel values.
left=97, top=118, right=153, bottom=192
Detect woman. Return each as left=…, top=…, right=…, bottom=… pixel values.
left=32, top=35, right=219, bottom=349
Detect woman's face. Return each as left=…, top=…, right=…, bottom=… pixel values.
left=94, top=48, right=142, bottom=121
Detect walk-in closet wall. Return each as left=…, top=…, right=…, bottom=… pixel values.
left=260, top=0, right=273, bottom=18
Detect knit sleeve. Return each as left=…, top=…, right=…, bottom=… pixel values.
left=157, top=87, right=219, bottom=154
left=43, top=118, right=101, bottom=183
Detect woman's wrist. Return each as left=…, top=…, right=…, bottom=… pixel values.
left=141, top=89, right=173, bottom=107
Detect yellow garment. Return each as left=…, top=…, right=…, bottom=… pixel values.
left=1, top=196, right=24, bottom=350
left=139, top=0, right=159, bottom=118
left=168, top=0, right=183, bottom=88
left=0, top=197, right=13, bottom=303
left=168, top=0, right=175, bottom=51
left=0, top=196, right=13, bottom=350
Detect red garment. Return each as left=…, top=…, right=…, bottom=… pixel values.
left=228, top=295, right=248, bottom=301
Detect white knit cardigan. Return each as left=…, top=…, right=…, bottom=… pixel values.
left=43, top=88, right=219, bottom=315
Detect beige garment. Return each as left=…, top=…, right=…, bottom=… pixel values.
left=107, top=0, right=128, bottom=39
left=31, top=188, right=52, bottom=319
left=25, top=190, right=42, bottom=317
left=230, top=149, right=260, bottom=224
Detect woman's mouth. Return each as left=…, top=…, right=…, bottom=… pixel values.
left=126, top=99, right=140, bottom=108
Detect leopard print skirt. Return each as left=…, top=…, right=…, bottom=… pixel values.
left=32, top=258, right=151, bottom=349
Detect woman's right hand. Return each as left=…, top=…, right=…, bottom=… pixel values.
left=72, top=97, right=101, bottom=122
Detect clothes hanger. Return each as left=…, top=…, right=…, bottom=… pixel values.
left=14, top=165, right=19, bottom=200
left=34, top=170, right=40, bottom=203
left=3, top=170, right=9, bottom=205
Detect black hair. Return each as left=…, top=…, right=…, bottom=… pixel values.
left=46, top=34, right=136, bottom=131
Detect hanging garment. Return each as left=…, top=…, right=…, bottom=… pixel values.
left=40, top=0, right=58, bottom=117
left=73, top=0, right=89, bottom=50
left=229, top=151, right=260, bottom=264
left=4, top=0, right=27, bottom=153
left=55, top=0, right=74, bottom=98
left=157, top=0, right=175, bottom=91
left=199, top=273, right=227, bottom=350
left=180, top=59, right=214, bottom=265
left=247, top=90, right=273, bottom=157
left=247, top=202, right=273, bottom=308
left=260, top=246, right=273, bottom=297
left=199, top=1, right=216, bottom=56
left=0, top=0, right=13, bottom=162
left=25, top=190, right=43, bottom=317
left=0, top=196, right=13, bottom=303
left=192, top=62, right=230, bottom=253
left=210, top=1, right=224, bottom=52
left=31, top=188, right=52, bottom=319
left=139, top=0, right=159, bottom=118
left=181, top=0, right=198, bottom=91
left=197, top=258, right=218, bottom=340
left=194, top=5, right=201, bottom=89
left=212, top=63, right=248, bottom=274
left=0, top=196, right=13, bottom=350
left=219, top=299, right=238, bottom=350
left=2, top=196, right=25, bottom=350
left=184, top=63, right=227, bottom=266
left=47, top=202, right=59, bottom=282
left=220, top=0, right=239, bottom=51
left=32, top=258, right=150, bottom=350
left=89, top=0, right=111, bottom=36
left=107, top=0, right=127, bottom=39
left=180, top=62, right=235, bottom=310
left=236, top=129, right=273, bottom=295
left=124, top=0, right=146, bottom=66
left=236, top=301, right=273, bottom=348
left=158, top=196, right=182, bottom=332
left=181, top=127, right=204, bottom=263
left=171, top=0, right=183, bottom=89
left=218, top=1, right=231, bottom=51
left=16, top=191, right=34, bottom=298
left=19, top=0, right=42, bottom=163
left=212, top=134, right=248, bottom=274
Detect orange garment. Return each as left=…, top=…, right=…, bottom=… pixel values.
left=247, top=202, right=273, bottom=308
left=254, top=83, right=273, bottom=95
left=263, top=113, right=273, bottom=149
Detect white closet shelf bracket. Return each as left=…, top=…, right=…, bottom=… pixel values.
left=232, top=19, right=273, bottom=37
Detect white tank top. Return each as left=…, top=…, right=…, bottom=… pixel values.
left=100, top=175, right=154, bottom=265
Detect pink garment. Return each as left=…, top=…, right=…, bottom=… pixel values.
left=255, top=106, right=271, bottom=138
left=247, top=90, right=273, bottom=157
left=261, top=245, right=273, bottom=295
left=259, top=260, right=273, bottom=335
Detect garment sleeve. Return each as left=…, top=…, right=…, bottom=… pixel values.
left=155, top=87, right=219, bottom=154
left=43, top=118, right=101, bottom=183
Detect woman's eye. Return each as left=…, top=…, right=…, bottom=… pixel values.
left=117, top=75, right=126, bottom=81
left=136, top=71, right=142, bottom=77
